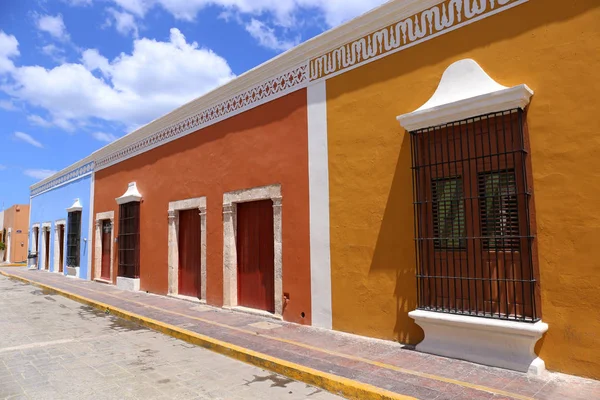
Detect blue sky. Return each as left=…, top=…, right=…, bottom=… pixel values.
left=0, top=0, right=387, bottom=209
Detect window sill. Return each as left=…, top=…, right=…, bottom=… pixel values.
left=409, top=309, right=548, bottom=375
left=116, top=276, right=140, bottom=292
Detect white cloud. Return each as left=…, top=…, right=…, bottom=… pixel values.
left=23, top=169, right=57, bottom=180
left=0, top=31, right=19, bottom=73
left=27, top=114, right=54, bottom=128
left=41, top=44, right=67, bottom=63
left=14, top=131, right=43, bottom=148
left=0, top=100, right=17, bottom=111
left=36, top=14, right=70, bottom=41
left=2, top=29, right=234, bottom=131
left=245, top=19, right=298, bottom=51
left=100, top=0, right=387, bottom=27
left=105, top=8, right=139, bottom=37
left=92, top=131, right=119, bottom=142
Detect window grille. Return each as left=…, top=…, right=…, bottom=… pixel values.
left=66, top=211, right=82, bottom=267
left=410, top=109, right=538, bottom=322
left=118, top=202, right=140, bottom=278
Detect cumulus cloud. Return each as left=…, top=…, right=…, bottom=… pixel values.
left=23, top=169, right=57, bottom=179
left=0, top=31, right=19, bottom=73
left=1, top=28, right=234, bottom=131
left=245, top=19, right=298, bottom=51
left=14, top=132, right=43, bottom=148
left=105, top=8, right=139, bottom=37
left=92, top=131, right=119, bottom=142
left=36, top=14, right=70, bottom=41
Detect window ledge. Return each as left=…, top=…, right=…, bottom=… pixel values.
left=116, top=276, right=140, bottom=292
left=409, top=310, right=548, bottom=375
left=397, top=59, right=533, bottom=132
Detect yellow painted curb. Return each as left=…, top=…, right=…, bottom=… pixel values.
left=0, top=263, right=27, bottom=267
left=0, top=270, right=414, bottom=400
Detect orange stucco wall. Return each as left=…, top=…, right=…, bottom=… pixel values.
left=325, top=0, right=600, bottom=378
left=93, top=90, right=312, bottom=325
left=3, top=205, right=30, bottom=262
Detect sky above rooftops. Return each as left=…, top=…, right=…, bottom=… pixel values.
left=0, top=0, right=387, bottom=208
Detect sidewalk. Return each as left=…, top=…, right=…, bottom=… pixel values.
left=2, top=267, right=598, bottom=400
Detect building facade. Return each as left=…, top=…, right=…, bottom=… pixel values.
left=28, top=0, right=600, bottom=381
left=2, top=204, right=30, bottom=263
left=29, top=160, right=94, bottom=279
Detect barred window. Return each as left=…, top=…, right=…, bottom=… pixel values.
left=118, top=202, right=140, bottom=279
left=66, top=211, right=81, bottom=267
left=411, top=109, right=537, bottom=322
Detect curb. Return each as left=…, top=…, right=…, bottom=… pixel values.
left=0, top=270, right=414, bottom=400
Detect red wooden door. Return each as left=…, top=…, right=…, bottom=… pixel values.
left=178, top=209, right=202, bottom=298
left=101, top=221, right=112, bottom=280
left=44, top=230, right=50, bottom=269
left=237, top=200, right=275, bottom=313
left=58, top=225, right=65, bottom=273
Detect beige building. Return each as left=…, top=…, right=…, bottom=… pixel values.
left=2, top=204, right=30, bottom=263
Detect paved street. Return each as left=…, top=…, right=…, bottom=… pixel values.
left=0, top=275, right=341, bottom=400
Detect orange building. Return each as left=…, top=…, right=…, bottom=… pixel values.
left=2, top=204, right=30, bottom=263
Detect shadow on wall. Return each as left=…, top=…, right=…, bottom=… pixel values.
left=369, top=131, right=423, bottom=344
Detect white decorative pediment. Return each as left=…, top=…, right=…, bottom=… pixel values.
left=116, top=182, right=142, bottom=205
left=397, top=59, right=533, bottom=131
left=66, top=198, right=83, bottom=212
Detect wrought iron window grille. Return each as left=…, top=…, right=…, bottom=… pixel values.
left=410, top=109, right=538, bottom=322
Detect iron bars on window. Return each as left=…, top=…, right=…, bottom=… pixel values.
left=409, top=109, right=538, bottom=322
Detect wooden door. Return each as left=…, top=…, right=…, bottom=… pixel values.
left=178, top=209, right=201, bottom=298
left=237, top=200, right=275, bottom=313
left=44, top=230, right=50, bottom=269
left=101, top=221, right=112, bottom=280
left=58, top=225, right=65, bottom=273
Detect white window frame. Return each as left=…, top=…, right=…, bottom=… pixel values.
left=53, top=220, right=66, bottom=273
left=222, top=184, right=283, bottom=318
left=94, top=211, right=115, bottom=283
left=167, top=197, right=207, bottom=302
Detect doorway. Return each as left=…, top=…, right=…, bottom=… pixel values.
left=58, top=224, right=65, bottom=273
left=101, top=220, right=112, bottom=280
left=236, top=200, right=275, bottom=313
left=44, top=228, right=50, bottom=270
left=178, top=209, right=202, bottom=298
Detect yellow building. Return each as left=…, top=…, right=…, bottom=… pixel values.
left=315, top=0, right=599, bottom=380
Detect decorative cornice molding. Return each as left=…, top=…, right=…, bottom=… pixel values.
left=397, top=59, right=533, bottom=131
left=31, top=0, right=528, bottom=179
left=96, top=66, right=308, bottom=170
left=67, top=198, right=83, bottom=213
left=30, top=162, right=94, bottom=197
left=309, top=0, right=526, bottom=81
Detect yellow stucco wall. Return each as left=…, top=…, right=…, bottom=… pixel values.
left=326, top=0, right=600, bottom=379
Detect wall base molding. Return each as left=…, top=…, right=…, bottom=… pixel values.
left=116, top=276, right=140, bottom=292
left=409, top=310, right=548, bottom=375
